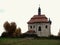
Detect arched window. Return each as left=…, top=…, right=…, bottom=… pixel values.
left=45, top=25, right=48, bottom=28
left=30, top=26, right=32, bottom=29
left=38, top=26, right=41, bottom=31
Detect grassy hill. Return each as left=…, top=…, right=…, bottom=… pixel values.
left=0, top=38, right=60, bottom=45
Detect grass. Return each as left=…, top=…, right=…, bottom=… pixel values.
left=0, top=38, right=60, bottom=45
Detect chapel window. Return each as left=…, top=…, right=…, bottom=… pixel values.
left=45, top=25, right=48, bottom=28
left=30, top=26, right=32, bottom=29
left=38, top=26, right=41, bottom=31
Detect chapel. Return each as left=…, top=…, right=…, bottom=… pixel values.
left=27, top=6, right=52, bottom=37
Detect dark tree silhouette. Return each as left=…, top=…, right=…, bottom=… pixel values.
left=1, top=21, right=21, bottom=37
left=3, top=21, right=10, bottom=33
left=13, top=27, right=21, bottom=37
left=10, top=22, right=17, bottom=33
left=2, top=21, right=16, bottom=37
left=3, top=21, right=17, bottom=33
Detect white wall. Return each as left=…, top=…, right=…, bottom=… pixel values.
left=28, top=23, right=51, bottom=37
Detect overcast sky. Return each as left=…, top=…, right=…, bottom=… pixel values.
left=0, top=0, right=60, bottom=36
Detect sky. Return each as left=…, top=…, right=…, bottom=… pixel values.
left=0, top=0, right=60, bottom=36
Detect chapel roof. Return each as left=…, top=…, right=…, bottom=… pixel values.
left=27, top=14, right=49, bottom=24
left=27, top=6, right=51, bottom=24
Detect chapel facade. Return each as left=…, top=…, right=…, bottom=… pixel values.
left=27, top=6, right=52, bottom=37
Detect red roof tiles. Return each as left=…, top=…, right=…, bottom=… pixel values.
left=28, top=14, right=49, bottom=24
